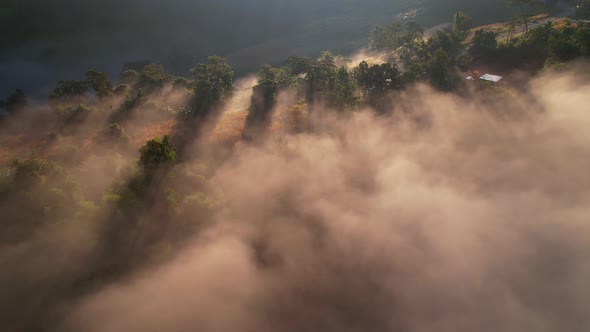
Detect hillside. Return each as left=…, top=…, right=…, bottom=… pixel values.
left=1, top=4, right=590, bottom=332
left=0, top=0, right=523, bottom=97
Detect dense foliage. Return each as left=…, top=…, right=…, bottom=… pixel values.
left=471, top=19, right=590, bottom=68
left=1, top=10, right=590, bottom=331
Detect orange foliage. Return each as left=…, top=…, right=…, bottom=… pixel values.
left=133, top=119, right=177, bottom=146
left=208, top=111, right=248, bottom=144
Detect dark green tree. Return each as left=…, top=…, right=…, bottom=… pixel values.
left=453, top=12, right=473, bottom=40
left=573, top=22, right=590, bottom=55
left=50, top=80, right=90, bottom=100
left=258, top=65, right=293, bottom=87
left=471, top=30, right=499, bottom=58
left=0, top=89, right=27, bottom=114
left=355, top=62, right=402, bottom=93
left=100, top=123, right=130, bottom=144
left=113, top=84, right=131, bottom=96
left=117, top=89, right=147, bottom=115
left=399, top=38, right=428, bottom=65
left=369, top=21, right=423, bottom=51
left=402, top=21, right=425, bottom=44
left=402, top=57, right=428, bottom=84
left=11, top=154, right=61, bottom=186
left=120, top=70, right=140, bottom=85
left=56, top=104, right=93, bottom=127
left=173, top=77, right=192, bottom=90
left=190, top=56, right=234, bottom=116
left=427, top=30, right=463, bottom=59
left=354, top=61, right=402, bottom=110
left=243, top=65, right=288, bottom=138
left=284, top=56, right=316, bottom=75
left=547, top=31, right=581, bottom=62
left=305, top=57, right=337, bottom=105
left=426, top=49, right=459, bottom=91
left=333, top=67, right=358, bottom=110
left=138, top=64, right=169, bottom=90
left=85, top=70, right=113, bottom=99
left=138, top=136, right=177, bottom=171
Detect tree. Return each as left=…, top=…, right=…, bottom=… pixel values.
left=257, top=65, right=293, bottom=88
left=190, top=56, right=234, bottom=116
left=548, top=31, right=581, bottom=62
left=573, top=22, right=590, bottom=55
left=369, top=21, right=424, bottom=51
left=427, top=48, right=459, bottom=91
left=0, top=89, right=27, bottom=114
left=402, top=21, right=425, bottom=44
left=85, top=70, right=113, bottom=99
left=305, top=57, right=338, bottom=105
left=50, top=80, right=90, bottom=100
left=572, top=24, right=590, bottom=56
left=333, top=67, right=358, bottom=109
left=369, top=25, right=389, bottom=51
left=453, top=12, right=473, bottom=40
left=427, top=30, right=463, bottom=59
left=120, top=70, right=140, bottom=85
left=353, top=61, right=401, bottom=110
left=471, top=30, right=499, bottom=58
left=243, top=65, right=285, bottom=138
left=139, top=136, right=177, bottom=171
left=399, top=38, right=428, bottom=65
left=11, top=154, right=61, bottom=186
left=319, top=50, right=337, bottom=68
left=355, top=62, right=402, bottom=93
left=99, top=123, right=130, bottom=143
left=138, top=64, right=169, bottom=90
left=113, top=84, right=131, bottom=96
left=113, top=89, right=147, bottom=120
left=284, top=56, right=316, bottom=75
left=402, top=57, right=427, bottom=84
left=56, top=104, right=93, bottom=126
left=173, top=77, right=191, bottom=90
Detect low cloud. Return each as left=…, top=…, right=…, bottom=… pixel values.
left=60, top=67, right=590, bottom=332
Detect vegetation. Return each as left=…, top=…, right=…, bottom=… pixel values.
left=369, top=21, right=424, bottom=52
left=138, top=135, right=177, bottom=171
left=471, top=19, right=590, bottom=68
left=0, top=89, right=27, bottom=114
left=190, top=56, right=235, bottom=117
left=1, top=7, right=589, bottom=331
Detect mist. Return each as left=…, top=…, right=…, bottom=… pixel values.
left=2, top=0, right=590, bottom=329
left=0, top=0, right=517, bottom=96
left=1, top=64, right=588, bottom=331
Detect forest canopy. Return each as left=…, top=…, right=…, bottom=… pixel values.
left=1, top=3, right=590, bottom=332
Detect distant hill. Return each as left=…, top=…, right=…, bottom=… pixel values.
left=0, top=0, right=521, bottom=96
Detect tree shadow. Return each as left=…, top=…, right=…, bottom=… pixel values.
left=242, top=83, right=277, bottom=141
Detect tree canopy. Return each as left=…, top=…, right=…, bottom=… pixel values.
left=138, top=136, right=177, bottom=171
left=190, top=56, right=234, bottom=116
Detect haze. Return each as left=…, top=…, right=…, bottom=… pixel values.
left=0, top=0, right=514, bottom=96
left=1, top=1, right=589, bottom=331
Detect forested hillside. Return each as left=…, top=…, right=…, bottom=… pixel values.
left=0, top=0, right=526, bottom=96
left=1, top=3, right=590, bottom=332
